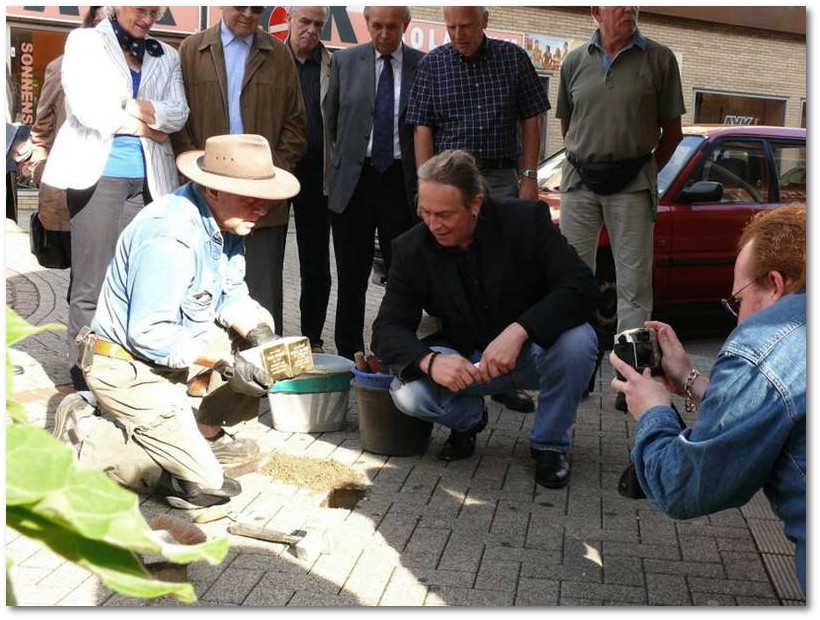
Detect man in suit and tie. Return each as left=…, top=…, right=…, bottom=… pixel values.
left=324, top=6, right=424, bottom=361
left=372, top=150, right=600, bottom=488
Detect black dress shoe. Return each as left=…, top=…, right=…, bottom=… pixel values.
left=531, top=449, right=570, bottom=489
left=438, top=407, right=488, bottom=462
left=614, top=391, right=627, bottom=412
left=491, top=390, right=535, bottom=413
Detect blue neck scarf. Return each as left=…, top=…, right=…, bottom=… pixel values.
left=110, top=16, right=163, bottom=63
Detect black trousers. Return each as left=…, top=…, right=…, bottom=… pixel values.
left=245, top=223, right=288, bottom=336
left=331, top=160, right=414, bottom=360
left=293, top=160, right=331, bottom=347
left=66, top=176, right=150, bottom=390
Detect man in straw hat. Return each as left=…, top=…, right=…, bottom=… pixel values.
left=51, top=134, right=300, bottom=509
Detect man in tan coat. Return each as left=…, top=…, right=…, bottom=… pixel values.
left=173, top=6, right=306, bottom=336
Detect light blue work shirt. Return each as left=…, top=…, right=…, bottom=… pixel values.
left=632, top=290, right=806, bottom=593
left=91, top=182, right=264, bottom=368
left=221, top=19, right=253, bottom=134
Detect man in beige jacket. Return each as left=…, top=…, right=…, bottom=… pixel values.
left=173, top=6, right=306, bottom=336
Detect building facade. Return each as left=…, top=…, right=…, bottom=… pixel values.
left=5, top=6, right=807, bottom=160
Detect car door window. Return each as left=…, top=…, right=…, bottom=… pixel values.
left=771, top=142, right=806, bottom=204
left=699, top=141, right=770, bottom=204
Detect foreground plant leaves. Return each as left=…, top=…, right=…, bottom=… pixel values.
left=6, top=425, right=229, bottom=602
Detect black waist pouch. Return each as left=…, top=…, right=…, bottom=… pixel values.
left=570, top=153, right=651, bottom=195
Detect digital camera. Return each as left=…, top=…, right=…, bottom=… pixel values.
left=613, top=327, right=663, bottom=379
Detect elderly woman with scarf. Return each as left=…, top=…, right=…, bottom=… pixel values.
left=43, top=6, right=189, bottom=392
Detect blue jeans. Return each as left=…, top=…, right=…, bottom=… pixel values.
left=390, top=323, right=598, bottom=452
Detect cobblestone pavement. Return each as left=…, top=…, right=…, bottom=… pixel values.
left=5, top=193, right=805, bottom=607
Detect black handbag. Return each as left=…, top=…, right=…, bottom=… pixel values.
left=569, top=153, right=651, bottom=195
left=29, top=211, right=71, bottom=269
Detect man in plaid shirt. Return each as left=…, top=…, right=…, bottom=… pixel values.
left=406, top=6, right=550, bottom=413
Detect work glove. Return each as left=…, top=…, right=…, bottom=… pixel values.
left=213, top=355, right=272, bottom=397
left=245, top=322, right=276, bottom=347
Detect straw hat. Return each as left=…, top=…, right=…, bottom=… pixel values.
left=176, top=134, right=300, bottom=201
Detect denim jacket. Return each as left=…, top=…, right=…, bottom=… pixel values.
left=632, top=290, right=806, bottom=591
left=92, top=182, right=264, bottom=368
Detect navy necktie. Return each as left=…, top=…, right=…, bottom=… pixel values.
left=372, top=54, right=395, bottom=173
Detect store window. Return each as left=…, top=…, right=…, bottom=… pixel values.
left=800, top=100, right=806, bottom=128
left=8, top=27, right=70, bottom=124
left=694, top=91, right=786, bottom=127
left=696, top=140, right=770, bottom=204
left=771, top=142, right=806, bottom=204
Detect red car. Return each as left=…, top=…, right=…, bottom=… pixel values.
left=538, top=125, right=807, bottom=332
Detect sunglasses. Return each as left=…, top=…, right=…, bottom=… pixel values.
left=721, top=277, right=763, bottom=317
left=234, top=6, right=265, bottom=15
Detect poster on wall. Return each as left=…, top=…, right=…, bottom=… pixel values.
left=524, top=34, right=576, bottom=71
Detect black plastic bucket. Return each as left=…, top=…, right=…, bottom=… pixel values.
left=355, top=384, right=433, bottom=456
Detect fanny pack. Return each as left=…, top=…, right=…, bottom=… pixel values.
left=568, top=153, right=651, bottom=195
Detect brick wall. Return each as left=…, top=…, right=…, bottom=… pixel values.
left=410, top=6, right=807, bottom=157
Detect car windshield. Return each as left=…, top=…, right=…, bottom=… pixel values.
left=537, top=150, right=566, bottom=191
left=658, top=135, right=705, bottom=197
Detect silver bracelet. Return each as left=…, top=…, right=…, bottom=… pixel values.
left=684, top=367, right=702, bottom=413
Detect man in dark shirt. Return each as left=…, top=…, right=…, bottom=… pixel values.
left=406, top=6, right=551, bottom=413
left=286, top=6, right=332, bottom=352
left=372, top=150, right=600, bottom=488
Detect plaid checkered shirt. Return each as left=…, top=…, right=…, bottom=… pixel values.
left=406, top=37, right=550, bottom=159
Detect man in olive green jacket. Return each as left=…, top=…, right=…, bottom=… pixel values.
left=173, top=7, right=306, bottom=335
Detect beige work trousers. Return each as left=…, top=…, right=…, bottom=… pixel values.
left=82, top=354, right=224, bottom=493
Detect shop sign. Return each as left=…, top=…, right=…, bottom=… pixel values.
left=523, top=34, right=577, bottom=71
left=206, top=7, right=523, bottom=52
left=18, top=39, right=36, bottom=125
left=724, top=115, right=759, bottom=125
left=5, top=6, right=200, bottom=34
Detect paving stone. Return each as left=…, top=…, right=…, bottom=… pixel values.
left=646, top=573, right=691, bottom=605
left=559, top=597, right=603, bottom=606
left=688, top=576, right=776, bottom=598
left=677, top=535, right=721, bottom=563
left=747, top=519, right=794, bottom=555
left=424, top=587, right=515, bottom=606
left=720, top=550, right=770, bottom=582
left=379, top=580, right=427, bottom=606
left=690, top=592, right=737, bottom=606
left=287, top=590, right=360, bottom=606
left=515, top=578, right=560, bottom=606
left=402, top=527, right=450, bottom=569
left=675, top=522, right=754, bottom=541
left=602, top=553, right=644, bottom=586
left=561, top=581, right=646, bottom=604
left=474, top=558, right=520, bottom=592
left=603, top=541, right=680, bottom=560
left=761, top=553, right=804, bottom=602
left=201, top=568, right=264, bottom=604
left=643, top=558, right=724, bottom=578
left=438, top=531, right=485, bottom=572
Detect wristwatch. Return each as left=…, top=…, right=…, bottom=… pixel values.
left=520, top=168, right=538, bottom=180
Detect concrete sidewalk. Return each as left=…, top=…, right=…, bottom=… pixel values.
left=5, top=194, right=805, bottom=607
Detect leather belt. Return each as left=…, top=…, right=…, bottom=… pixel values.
left=93, top=338, right=136, bottom=362
left=476, top=157, right=517, bottom=171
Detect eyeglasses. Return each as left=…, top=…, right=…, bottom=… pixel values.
left=234, top=6, right=265, bottom=15
left=721, top=277, right=762, bottom=317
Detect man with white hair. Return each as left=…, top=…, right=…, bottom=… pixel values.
left=286, top=6, right=333, bottom=353
left=557, top=7, right=685, bottom=413
left=52, top=135, right=300, bottom=509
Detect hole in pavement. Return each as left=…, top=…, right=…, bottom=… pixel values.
left=324, top=486, right=367, bottom=510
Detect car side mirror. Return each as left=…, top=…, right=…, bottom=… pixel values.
left=679, top=181, right=724, bottom=204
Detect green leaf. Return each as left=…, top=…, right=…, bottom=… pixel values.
left=5, top=306, right=64, bottom=348
left=5, top=398, right=27, bottom=424
left=6, top=557, right=17, bottom=606
left=7, top=506, right=197, bottom=603
left=6, top=425, right=73, bottom=505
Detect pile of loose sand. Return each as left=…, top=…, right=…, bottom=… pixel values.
left=260, top=453, right=370, bottom=494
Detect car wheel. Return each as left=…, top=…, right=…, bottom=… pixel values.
left=594, top=280, right=618, bottom=332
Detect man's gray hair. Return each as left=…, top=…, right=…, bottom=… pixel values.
left=363, top=6, right=412, bottom=21
left=287, top=6, right=330, bottom=20
left=443, top=6, right=487, bottom=18
left=417, top=150, right=486, bottom=205
left=102, top=6, right=168, bottom=20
